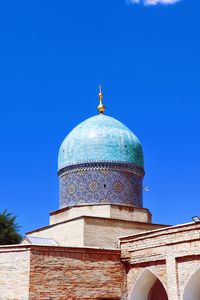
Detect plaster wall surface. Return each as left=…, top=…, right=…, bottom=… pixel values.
left=27, top=218, right=84, bottom=247
left=109, top=205, right=151, bottom=223
left=0, top=246, right=30, bottom=300
left=83, top=216, right=166, bottom=248
left=50, top=205, right=111, bottom=225
left=27, top=215, right=165, bottom=249
left=50, top=204, right=152, bottom=225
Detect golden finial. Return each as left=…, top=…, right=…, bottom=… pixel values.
left=97, top=84, right=105, bottom=114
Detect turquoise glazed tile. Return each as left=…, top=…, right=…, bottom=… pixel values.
left=58, top=114, right=144, bottom=171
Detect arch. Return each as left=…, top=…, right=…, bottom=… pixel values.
left=128, top=269, right=168, bottom=300
left=182, top=268, right=200, bottom=300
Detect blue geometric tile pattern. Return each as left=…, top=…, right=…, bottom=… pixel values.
left=58, top=114, right=144, bottom=171
left=59, top=162, right=144, bottom=208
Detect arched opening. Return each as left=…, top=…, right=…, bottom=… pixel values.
left=183, top=268, right=200, bottom=300
left=148, top=279, right=168, bottom=300
left=129, top=269, right=168, bottom=300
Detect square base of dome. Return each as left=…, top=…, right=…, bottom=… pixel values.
left=24, top=205, right=169, bottom=249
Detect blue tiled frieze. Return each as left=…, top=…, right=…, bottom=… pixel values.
left=59, top=162, right=144, bottom=209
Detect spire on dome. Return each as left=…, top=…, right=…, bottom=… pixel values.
left=97, top=84, right=105, bottom=114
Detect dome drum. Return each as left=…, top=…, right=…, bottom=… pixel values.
left=59, top=161, right=144, bottom=209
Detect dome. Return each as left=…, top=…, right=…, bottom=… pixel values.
left=58, top=114, right=144, bottom=171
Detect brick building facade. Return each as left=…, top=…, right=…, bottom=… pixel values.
left=0, top=95, right=199, bottom=299
left=1, top=221, right=200, bottom=299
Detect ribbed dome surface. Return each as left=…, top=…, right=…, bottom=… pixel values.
left=58, top=114, right=144, bottom=171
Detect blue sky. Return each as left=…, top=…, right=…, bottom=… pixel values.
left=0, top=0, right=199, bottom=235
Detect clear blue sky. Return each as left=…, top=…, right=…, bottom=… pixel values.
left=0, top=0, right=199, bottom=235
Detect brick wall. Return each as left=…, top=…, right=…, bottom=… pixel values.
left=0, top=246, right=30, bottom=300
left=29, top=246, right=126, bottom=300
left=120, top=222, right=200, bottom=300
left=1, top=222, right=200, bottom=299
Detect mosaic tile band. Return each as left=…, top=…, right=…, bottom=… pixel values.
left=59, top=162, right=144, bottom=209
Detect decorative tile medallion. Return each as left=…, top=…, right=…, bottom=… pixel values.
left=113, top=181, right=124, bottom=193
left=68, top=184, right=76, bottom=194
left=88, top=181, right=98, bottom=192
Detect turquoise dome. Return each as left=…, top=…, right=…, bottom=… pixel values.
left=58, top=114, right=144, bottom=171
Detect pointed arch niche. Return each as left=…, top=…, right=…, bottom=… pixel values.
left=183, top=268, right=200, bottom=300
left=129, top=269, right=168, bottom=300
